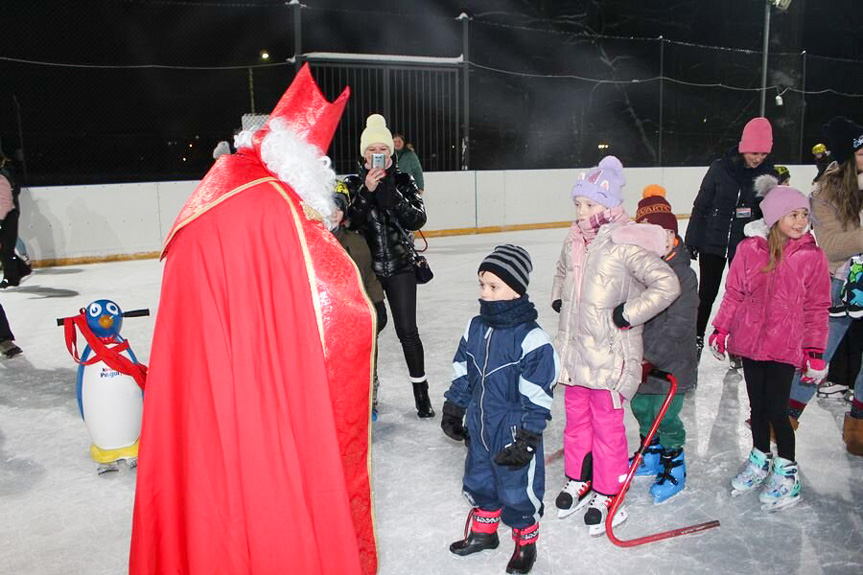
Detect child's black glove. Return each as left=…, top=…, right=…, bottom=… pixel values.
left=552, top=299, right=562, bottom=313
left=441, top=401, right=467, bottom=442
left=612, top=303, right=631, bottom=329
left=494, top=429, right=541, bottom=469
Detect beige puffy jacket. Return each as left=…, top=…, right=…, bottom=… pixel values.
left=551, top=222, right=681, bottom=400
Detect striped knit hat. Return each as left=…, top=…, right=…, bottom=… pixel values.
left=478, top=244, right=532, bottom=296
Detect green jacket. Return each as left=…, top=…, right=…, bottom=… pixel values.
left=395, top=148, right=424, bottom=190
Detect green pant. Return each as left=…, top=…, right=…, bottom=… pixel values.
left=630, top=394, right=686, bottom=449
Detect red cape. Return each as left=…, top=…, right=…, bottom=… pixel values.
left=130, top=151, right=376, bottom=574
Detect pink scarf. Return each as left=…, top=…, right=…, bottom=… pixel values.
left=572, top=204, right=629, bottom=245
left=569, top=205, right=630, bottom=298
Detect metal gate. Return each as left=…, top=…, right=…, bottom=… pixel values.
left=306, top=54, right=463, bottom=176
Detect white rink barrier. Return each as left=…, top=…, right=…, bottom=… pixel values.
left=19, top=165, right=817, bottom=265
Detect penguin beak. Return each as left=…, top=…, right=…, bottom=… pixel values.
left=99, top=315, right=114, bottom=329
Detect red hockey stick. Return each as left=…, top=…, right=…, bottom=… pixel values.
left=606, top=371, right=720, bottom=547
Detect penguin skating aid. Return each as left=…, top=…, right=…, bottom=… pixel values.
left=60, top=301, right=149, bottom=474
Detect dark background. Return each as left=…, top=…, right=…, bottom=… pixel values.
left=2, top=0, right=862, bottom=185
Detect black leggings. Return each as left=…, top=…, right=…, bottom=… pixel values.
left=696, top=252, right=728, bottom=339
left=742, top=358, right=796, bottom=461
left=379, top=270, right=425, bottom=380
left=0, top=209, right=21, bottom=285
left=0, top=303, right=14, bottom=342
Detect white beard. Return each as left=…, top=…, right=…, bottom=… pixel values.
left=235, top=120, right=337, bottom=229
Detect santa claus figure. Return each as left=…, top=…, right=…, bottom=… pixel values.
left=130, top=65, right=377, bottom=574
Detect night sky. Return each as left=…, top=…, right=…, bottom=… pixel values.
left=2, top=0, right=862, bottom=184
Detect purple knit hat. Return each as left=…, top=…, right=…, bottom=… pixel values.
left=755, top=175, right=808, bottom=228
left=571, top=155, right=626, bottom=208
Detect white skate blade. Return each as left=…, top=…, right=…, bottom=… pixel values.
left=557, top=493, right=592, bottom=519
left=731, top=485, right=757, bottom=497
left=761, top=495, right=801, bottom=513
left=588, top=508, right=627, bottom=537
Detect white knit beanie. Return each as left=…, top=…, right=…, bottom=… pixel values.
left=359, top=114, right=394, bottom=156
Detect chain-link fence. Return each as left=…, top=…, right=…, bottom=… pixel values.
left=2, top=1, right=862, bottom=186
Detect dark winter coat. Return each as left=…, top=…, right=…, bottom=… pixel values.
left=637, top=238, right=699, bottom=395
left=445, top=315, right=558, bottom=441
left=344, top=164, right=426, bottom=279
left=333, top=227, right=384, bottom=304
left=685, top=147, right=776, bottom=262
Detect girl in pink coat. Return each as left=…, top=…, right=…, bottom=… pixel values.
left=709, top=176, right=830, bottom=512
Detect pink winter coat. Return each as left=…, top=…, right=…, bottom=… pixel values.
left=712, top=220, right=830, bottom=368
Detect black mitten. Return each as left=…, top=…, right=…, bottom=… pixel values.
left=441, top=401, right=467, bottom=442
left=686, top=245, right=699, bottom=260
left=612, top=303, right=631, bottom=329
left=494, top=429, right=541, bottom=469
left=552, top=299, right=562, bottom=313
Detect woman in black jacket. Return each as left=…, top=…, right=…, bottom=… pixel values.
left=685, top=118, right=777, bottom=358
left=346, top=114, right=434, bottom=418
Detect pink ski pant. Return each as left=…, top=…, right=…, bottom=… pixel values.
left=563, top=385, right=628, bottom=496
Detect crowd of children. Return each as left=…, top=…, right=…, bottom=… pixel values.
left=327, top=113, right=860, bottom=574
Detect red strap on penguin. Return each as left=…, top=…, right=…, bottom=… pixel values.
left=63, top=311, right=148, bottom=390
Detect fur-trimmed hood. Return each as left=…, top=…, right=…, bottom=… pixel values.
left=743, top=218, right=770, bottom=239
left=610, top=222, right=669, bottom=257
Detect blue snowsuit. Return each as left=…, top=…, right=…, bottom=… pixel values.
left=444, top=314, right=559, bottom=529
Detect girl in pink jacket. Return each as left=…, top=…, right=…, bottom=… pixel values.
left=709, top=176, right=830, bottom=512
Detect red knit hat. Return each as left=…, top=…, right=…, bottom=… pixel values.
left=635, top=185, right=678, bottom=235
left=738, top=117, right=773, bottom=154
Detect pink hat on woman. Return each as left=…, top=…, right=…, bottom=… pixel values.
left=738, top=118, right=774, bottom=154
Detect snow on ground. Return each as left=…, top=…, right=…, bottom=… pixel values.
left=1, top=227, right=862, bottom=574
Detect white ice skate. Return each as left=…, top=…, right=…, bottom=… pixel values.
left=817, top=381, right=849, bottom=399
left=759, top=457, right=801, bottom=512
left=731, top=447, right=772, bottom=497
left=555, top=479, right=592, bottom=519
left=584, top=493, right=627, bottom=537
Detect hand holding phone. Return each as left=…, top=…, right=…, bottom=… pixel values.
left=364, top=167, right=386, bottom=191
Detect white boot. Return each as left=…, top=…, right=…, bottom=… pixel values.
left=583, top=493, right=627, bottom=537
left=555, top=478, right=592, bottom=519
left=731, top=447, right=772, bottom=496
left=759, top=457, right=801, bottom=512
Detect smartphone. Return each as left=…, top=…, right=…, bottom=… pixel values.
left=371, top=153, right=386, bottom=169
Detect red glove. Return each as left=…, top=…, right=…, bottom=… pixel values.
left=708, top=330, right=728, bottom=361
left=801, top=350, right=828, bottom=385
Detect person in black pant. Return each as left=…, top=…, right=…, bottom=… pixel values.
left=0, top=302, right=22, bottom=358
left=345, top=113, right=434, bottom=419
left=0, top=154, right=32, bottom=288
left=685, top=118, right=778, bottom=361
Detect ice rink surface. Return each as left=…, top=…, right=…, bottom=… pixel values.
left=1, top=226, right=862, bottom=574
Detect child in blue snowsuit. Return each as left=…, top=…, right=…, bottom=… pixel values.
left=441, top=244, right=559, bottom=575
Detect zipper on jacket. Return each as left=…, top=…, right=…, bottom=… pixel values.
left=724, top=185, right=743, bottom=259
left=479, top=327, right=494, bottom=451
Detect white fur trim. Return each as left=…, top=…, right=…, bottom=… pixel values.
left=255, top=119, right=338, bottom=230
left=744, top=218, right=770, bottom=238
left=611, top=222, right=667, bottom=256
